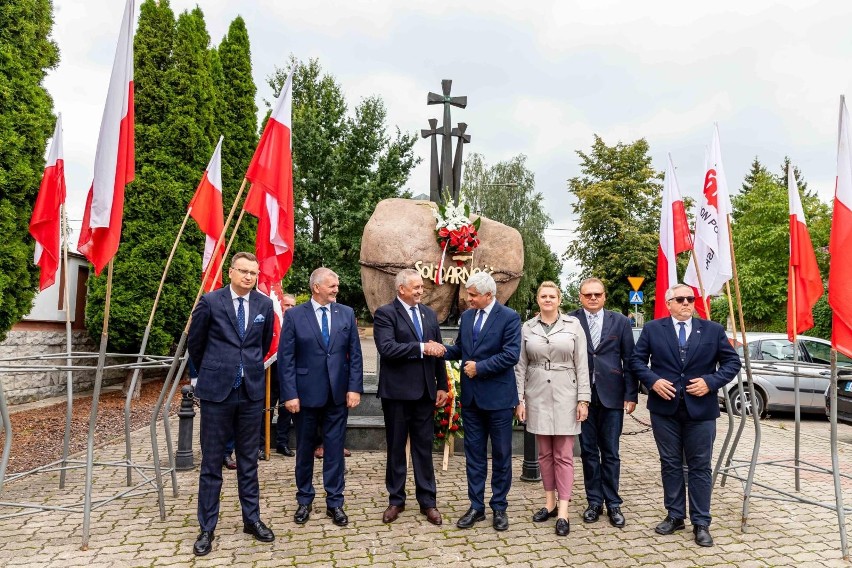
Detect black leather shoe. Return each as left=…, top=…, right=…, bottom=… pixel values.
left=294, top=504, right=311, bottom=525
left=193, top=530, right=214, bottom=556
left=223, top=455, right=237, bottom=470
left=532, top=506, right=558, bottom=523
left=243, top=520, right=275, bottom=542
left=257, top=449, right=266, bottom=460
left=583, top=504, right=603, bottom=523
left=276, top=444, right=295, bottom=457
left=655, top=515, right=685, bottom=535
left=456, top=507, right=486, bottom=529
left=492, top=510, right=509, bottom=531
left=693, top=524, right=714, bottom=547
left=607, top=506, right=626, bottom=528
left=327, top=506, right=348, bottom=527
left=555, top=518, right=570, bottom=536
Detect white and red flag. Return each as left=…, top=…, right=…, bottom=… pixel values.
left=29, top=114, right=66, bottom=291
left=830, top=96, right=852, bottom=358
left=244, top=67, right=296, bottom=361
left=684, top=124, right=733, bottom=317
left=77, top=0, right=135, bottom=275
left=654, top=154, right=692, bottom=319
left=189, top=136, right=225, bottom=293
left=787, top=163, right=823, bottom=341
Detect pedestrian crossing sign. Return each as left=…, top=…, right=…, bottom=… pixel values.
left=629, top=291, right=644, bottom=304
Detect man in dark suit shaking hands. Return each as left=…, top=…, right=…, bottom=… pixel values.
left=631, top=283, right=741, bottom=547
left=570, top=277, right=637, bottom=528
left=445, top=271, right=521, bottom=532
left=373, top=269, right=449, bottom=525
left=278, top=267, right=363, bottom=527
left=187, top=252, right=276, bottom=556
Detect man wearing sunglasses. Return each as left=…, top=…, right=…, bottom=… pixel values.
left=570, top=278, right=637, bottom=529
left=631, top=283, right=740, bottom=548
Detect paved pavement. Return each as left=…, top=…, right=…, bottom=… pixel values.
left=1, top=354, right=852, bottom=565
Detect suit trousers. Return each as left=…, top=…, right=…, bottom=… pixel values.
left=381, top=394, right=437, bottom=508
left=650, top=401, right=716, bottom=525
left=294, top=400, right=348, bottom=508
left=198, top=383, right=263, bottom=531
left=579, top=385, right=625, bottom=507
left=462, top=405, right=514, bottom=513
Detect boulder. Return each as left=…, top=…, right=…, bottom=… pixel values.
left=360, top=198, right=524, bottom=322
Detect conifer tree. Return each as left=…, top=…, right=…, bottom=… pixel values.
left=0, top=0, right=59, bottom=340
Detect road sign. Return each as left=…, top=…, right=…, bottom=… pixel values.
left=628, top=277, right=644, bottom=291
left=629, top=291, right=644, bottom=304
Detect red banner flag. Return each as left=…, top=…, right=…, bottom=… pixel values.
left=787, top=164, right=824, bottom=341
left=830, top=97, right=852, bottom=357
left=189, top=136, right=225, bottom=292
left=29, top=115, right=66, bottom=291
left=655, top=154, right=692, bottom=319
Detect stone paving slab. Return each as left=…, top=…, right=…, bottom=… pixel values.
left=1, top=398, right=851, bottom=567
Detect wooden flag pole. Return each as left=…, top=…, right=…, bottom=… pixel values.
left=265, top=367, right=272, bottom=461
left=123, top=207, right=193, bottom=486
left=58, top=203, right=75, bottom=490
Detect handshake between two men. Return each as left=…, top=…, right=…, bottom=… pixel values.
left=423, top=340, right=478, bottom=379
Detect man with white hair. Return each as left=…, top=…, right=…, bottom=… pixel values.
left=444, top=271, right=521, bottom=532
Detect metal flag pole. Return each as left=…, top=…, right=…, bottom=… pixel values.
left=829, top=349, right=849, bottom=560
left=714, top=281, right=745, bottom=488
left=59, top=203, right=75, bottom=489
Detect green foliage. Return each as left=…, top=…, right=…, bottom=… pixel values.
left=564, top=135, right=661, bottom=317
left=87, top=3, right=255, bottom=354
left=730, top=158, right=829, bottom=333
left=460, top=153, right=559, bottom=318
left=267, top=58, right=419, bottom=316
left=0, top=0, right=59, bottom=340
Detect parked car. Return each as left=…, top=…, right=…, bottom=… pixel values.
left=721, top=332, right=852, bottom=418
left=824, top=373, right=852, bottom=425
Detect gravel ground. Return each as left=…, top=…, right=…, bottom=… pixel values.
left=0, top=378, right=182, bottom=474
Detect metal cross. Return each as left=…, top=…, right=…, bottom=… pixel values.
left=420, top=118, right=441, bottom=203
left=427, top=80, right=467, bottom=203
left=451, top=123, right=471, bottom=205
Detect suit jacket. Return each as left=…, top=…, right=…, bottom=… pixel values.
left=278, top=301, right=364, bottom=408
left=187, top=287, right=274, bottom=403
left=373, top=299, right=448, bottom=400
left=445, top=302, right=521, bottom=411
left=630, top=317, right=741, bottom=420
left=570, top=308, right=638, bottom=409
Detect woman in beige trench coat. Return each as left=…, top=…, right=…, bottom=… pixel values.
left=515, top=281, right=591, bottom=536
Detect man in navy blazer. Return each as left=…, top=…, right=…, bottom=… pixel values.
left=444, top=271, right=521, bottom=532
left=373, top=269, right=449, bottom=525
left=278, top=267, right=363, bottom=527
left=570, top=277, right=637, bottom=529
left=631, top=283, right=741, bottom=547
left=187, top=252, right=276, bottom=556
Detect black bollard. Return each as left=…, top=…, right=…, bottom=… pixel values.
left=175, top=385, right=196, bottom=471
left=519, top=423, right=541, bottom=482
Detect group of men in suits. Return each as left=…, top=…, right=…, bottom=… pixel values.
left=187, top=251, right=740, bottom=555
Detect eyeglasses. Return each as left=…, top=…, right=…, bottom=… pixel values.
left=581, top=292, right=604, bottom=299
left=669, top=296, right=696, bottom=304
left=232, top=268, right=259, bottom=278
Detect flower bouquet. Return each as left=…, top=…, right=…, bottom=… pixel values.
left=432, top=197, right=481, bottom=285
left=434, top=360, right=463, bottom=470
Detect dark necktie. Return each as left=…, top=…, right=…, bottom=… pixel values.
left=678, top=321, right=687, bottom=347
left=320, top=306, right=330, bottom=347
left=472, top=309, right=485, bottom=343
left=234, top=297, right=245, bottom=388
left=410, top=306, right=423, bottom=341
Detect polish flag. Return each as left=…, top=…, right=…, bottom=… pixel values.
left=259, top=281, right=285, bottom=365
left=787, top=163, right=824, bottom=341
left=830, top=96, right=852, bottom=358
left=77, top=0, right=135, bottom=275
left=244, top=67, right=294, bottom=289
left=654, top=154, right=692, bottom=319
left=29, top=115, right=66, bottom=291
left=189, top=136, right=225, bottom=293
left=684, top=124, right=733, bottom=315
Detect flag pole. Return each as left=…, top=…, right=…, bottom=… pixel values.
left=725, top=214, right=761, bottom=532
left=58, top=203, right=75, bottom=490
left=689, top=248, right=711, bottom=320
left=123, top=206, right=193, bottom=487
left=715, top=279, right=746, bottom=488
left=148, top=176, right=252, bottom=504
left=81, top=258, right=115, bottom=549
left=264, top=367, right=272, bottom=460
left=791, top=269, right=801, bottom=493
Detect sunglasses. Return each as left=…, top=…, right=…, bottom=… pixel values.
left=669, top=296, right=696, bottom=304
left=581, top=292, right=604, bottom=299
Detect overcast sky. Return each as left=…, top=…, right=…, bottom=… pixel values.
left=47, top=0, right=851, bottom=279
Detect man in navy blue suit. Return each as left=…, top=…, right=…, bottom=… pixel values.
left=187, top=252, right=276, bottom=556
left=373, top=269, right=448, bottom=526
left=631, top=283, right=741, bottom=547
left=444, top=271, right=521, bottom=532
left=570, top=277, right=636, bottom=528
left=278, top=267, right=363, bottom=527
